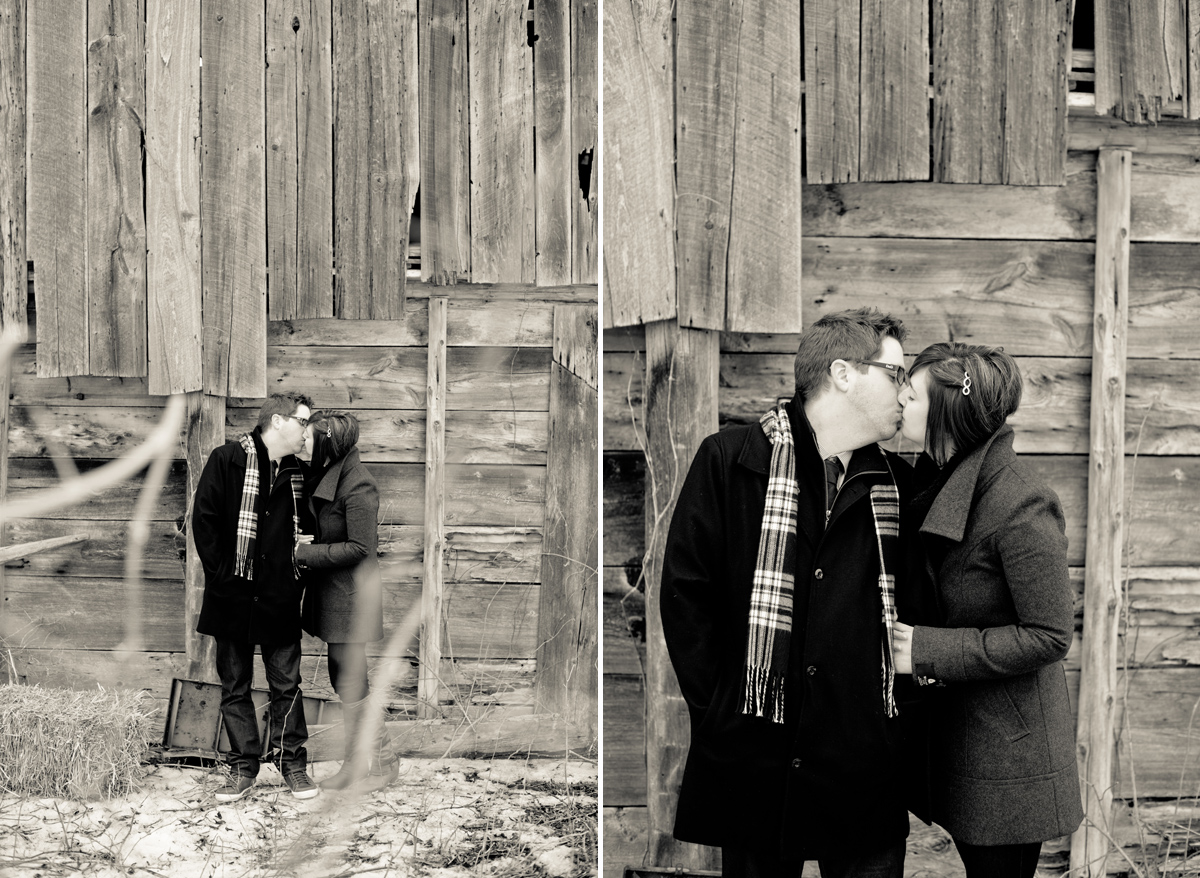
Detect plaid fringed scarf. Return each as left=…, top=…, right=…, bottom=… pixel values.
left=234, top=434, right=305, bottom=581
left=739, top=406, right=903, bottom=723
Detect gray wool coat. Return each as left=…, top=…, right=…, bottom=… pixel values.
left=910, top=425, right=1084, bottom=846
left=295, top=448, right=384, bottom=643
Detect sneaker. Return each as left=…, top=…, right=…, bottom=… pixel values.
left=284, top=767, right=319, bottom=799
left=214, top=774, right=256, bottom=802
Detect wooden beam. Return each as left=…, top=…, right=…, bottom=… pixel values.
left=643, top=320, right=719, bottom=871
left=184, top=392, right=224, bottom=682
left=419, top=297, right=447, bottom=718
left=146, top=0, right=202, bottom=395
left=1071, top=148, right=1132, bottom=878
left=0, top=533, right=90, bottom=565
left=535, top=305, right=598, bottom=733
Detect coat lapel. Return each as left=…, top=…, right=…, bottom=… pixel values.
left=313, top=449, right=357, bottom=503
left=920, top=424, right=1017, bottom=543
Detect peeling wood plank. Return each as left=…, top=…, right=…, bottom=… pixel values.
left=201, top=0, right=267, bottom=397
left=146, top=0, right=202, bottom=395
left=1094, top=0, right=1178, bottom=123
left=533, top=0, right=571, bottom=286
left=87, top=0, right=147, bottom=377
left=28, top=0, right=87, bottom=377
left=469, top=0, right=533, bottom=283
left=601, top=0, right=673, bottom=327
left=805, top=0, right=861, bottom=183
left=571, top=0, right=597, bottom=284
left=860, top=0, right=929, bottom=181
left=334, top=0, right=411, bottom=317
left=725, top=0, right=802, bottom=334
left=418, top=0, right=470, bottom=283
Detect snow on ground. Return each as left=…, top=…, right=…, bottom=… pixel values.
left=0, top=757, right=597, bottom=878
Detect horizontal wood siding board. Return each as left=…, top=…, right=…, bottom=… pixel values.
left=602, top=672, right=647, bottom=806
left=87, top=0, right=148, bottom=377
left=602, top=452, right=646, bottom=568
left=266, top=305, right=556, bottom=347
left=2, top=517, right=183, bottom=580
left=146, top=0, right=203, bottom=395
left=28, top=0, right=87, bottom=377
left=600, top=0, right=674, bottom=327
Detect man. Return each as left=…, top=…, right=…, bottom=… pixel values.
left=192, top=391, right=319, bottom=802
left=660, top=308, right=927, bottom=877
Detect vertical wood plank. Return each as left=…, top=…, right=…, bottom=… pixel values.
left=28, top=0, right=87, bottom=377
left=535, top=305, right=598, bottom=732
left=201, top=0, right=267, bottom=398
left=1001, top=0, right=1068, bottom=185
left=643, top=319, right=720, bottom=870
left=804, top=0, right=860, bottom=183
left=1094, top=0, right=1174, bottom=123
left=860, top=0, right=929, bottom=181
left=534, top=0, right=571, bottom=286
left=1070, top=148, right=1131, bottom=878
left=419, top=0, right=470, bottom=284
left=725, top=0, right=802, bottom=334
left=469, top=0, right=534, bottom=284
left=146, top=0, right=202, bottom=395
left=675, top=0, right=737, bottom=329
left=87, top=0, right=147, bottom=377
left=571, top=0, right=597, bottom=284
left=1, top=0, right=26, bottom=329
left=185, top=391, right=225, bottom=683
left=419, top=297, right=448, bottom=718
left=267, top=0, right=334, bottom=320
left=1189, top=0, right=1200, bottom=119
left=601, top=0, right=674, bottom=327
left=334, top=0, right=410, bottom=318
left=932, top=0, right=1001, bottom=183
left=402, top=0, right=419, bottom=231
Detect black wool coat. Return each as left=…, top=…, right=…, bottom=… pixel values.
left=910, top=425, right=1084, bottom=845
left=660, top=400, right=932, bottom=860
left=193, top=429, right=313, bottom=645
left=296, top=448, right=384, bottom=644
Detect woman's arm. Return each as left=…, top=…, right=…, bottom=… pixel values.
left=295, top=475, right=379, bottom=570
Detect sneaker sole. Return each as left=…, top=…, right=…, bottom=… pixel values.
left=291, top=787, right=319, bottom=799
left=214, top=788, right=253, bottom=802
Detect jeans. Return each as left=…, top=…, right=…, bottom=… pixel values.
left=216, top=639, right=308, bottom=775
left=954, top=839, right=1043, bottom=878
left=327, top=641, right=370, bottom=704
left=722, top=839, right=906, bottom=878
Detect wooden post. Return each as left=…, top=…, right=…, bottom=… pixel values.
left=1071, top=147, right=1131, bottom=878
left=419, top=297, right=448, bottom=718
left=643, top=319, right=720, bottom=871
left=534, top=305, right=598, bottom=734
left=184, top=392, right=225, bottom=682
left=534, top=0, right=571, bottom=286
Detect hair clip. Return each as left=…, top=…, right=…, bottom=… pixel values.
left=961, top=370, right=972, bottom=396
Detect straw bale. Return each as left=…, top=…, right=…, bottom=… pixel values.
left=0, top=684, right=154, bottom=799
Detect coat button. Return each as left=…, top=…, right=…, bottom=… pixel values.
left=253, top=596, right=259, bottom=602
left=814, top=569, right=824, bottom=580
left=807, top=665, right=817, bottom=676
left=790, top=758, right=801, bottom=769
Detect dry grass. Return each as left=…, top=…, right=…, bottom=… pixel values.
left=0, top=684, right=155, bottom=800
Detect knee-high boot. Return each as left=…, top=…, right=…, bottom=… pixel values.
left=353, top=700, right=399, bottom=792
left=319, top=697, right=370, bottom=790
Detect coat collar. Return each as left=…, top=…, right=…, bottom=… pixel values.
left=735, top=397, right=891, bottom=478
left=312, top=447, right=361, bottom=502
left=920, top=423, right=1017, bottom=542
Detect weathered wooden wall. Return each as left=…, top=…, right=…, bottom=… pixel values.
left=3, top=285, right=595, bottom=723
left=602, top=117, right=1200, bottom=876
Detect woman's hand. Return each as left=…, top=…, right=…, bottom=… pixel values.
left=893, top=621, right=914, bottom=675
left=296, top=533, right=315, bottom=546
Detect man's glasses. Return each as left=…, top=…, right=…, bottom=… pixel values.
left=851, top=360, right=907, bottom=386
left=284, top=415, right=310, bottom=427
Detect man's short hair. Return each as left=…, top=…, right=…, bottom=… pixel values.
left=909, top=342, right=1023, bottom=465
left=257, top=392, right=314, bottom=432
left=793, top=308, right=908, bottom=401
left=308, top=411, right=360, bottom=464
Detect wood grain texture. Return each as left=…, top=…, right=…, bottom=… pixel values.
left=469, top=0, right=534, bottom=283
left=571, top=0, right=597, bottom=284
left=0, top=0, right=26, bottom=328
left=266, top=0, right=334, bottom=320
left=601, top=0, right=674, bottom=328
left=28, top=0, right=87, bottom=377
left=804, top=0, right=860, bottom=183
left=1190, top=0, right=1200, bottom=119
left=535, top=305, right=598, bottom=730
left=999, top=0, right=1069, bottom=185
left=533, top=0, right=571, bottom=286
left=146, top=0, right=202, bottom=395
left=334, top=0, right=411, bottom=317
left=674, top=0, right=737, bottom=329
left=642, top=321, right=720, bottom=869
left=1072, top=149, right=1131, bottom=877
left=201, top=0, right=267, bottom=398
left=418, top=0, right=470, bottom=283
left=860, top=0, right=929, bottom=181
left=725, top=0, right=802, bottom=334
left=420, top=297, right=447, bottom=717
left=1094, top=0, right=1177, bottom=123
left=87, top=0, right=147, bottom=377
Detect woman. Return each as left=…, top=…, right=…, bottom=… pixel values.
left=893, top=342, right=1083, bottom=878
left=295, top=411, right=398, bottom=791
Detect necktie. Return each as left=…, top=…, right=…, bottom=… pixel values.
left=824, top=456, right=844, bottom=523
left=270, top=460, right=278, bottom=489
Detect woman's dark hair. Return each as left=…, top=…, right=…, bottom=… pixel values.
left=308, top=411, right=360, bottom=466
left=910, top=342, right=1023, bottom=465
left=793, top=307, right=908, bottom=401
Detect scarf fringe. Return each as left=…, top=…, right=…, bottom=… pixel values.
left=739, top=664, right=786, bottom=725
